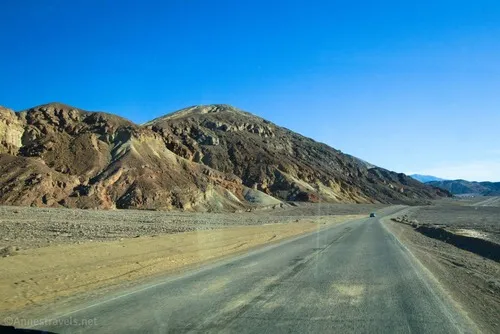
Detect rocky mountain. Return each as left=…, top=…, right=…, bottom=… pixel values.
left=145, top=105, right=449, bottom=204
left=427, top=180, right=500, bottom=196
left=0, top=103, right=449, bottom=211
left=410, top=174, right=446, bottom=183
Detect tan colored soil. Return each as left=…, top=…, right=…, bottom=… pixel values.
left=0, top=215, right=361, bottom=315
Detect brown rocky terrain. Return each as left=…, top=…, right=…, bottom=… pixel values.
left=0, top=102, right=449, bottom=211
left=146, top=105, right=449, bottom=204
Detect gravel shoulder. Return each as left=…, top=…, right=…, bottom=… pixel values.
left=383, top=206, right=500, bottom=334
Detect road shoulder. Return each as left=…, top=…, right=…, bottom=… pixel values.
left=382, top=210, right=500, bottom=334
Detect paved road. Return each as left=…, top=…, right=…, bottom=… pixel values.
left=38, top=208, right=474, bottom=333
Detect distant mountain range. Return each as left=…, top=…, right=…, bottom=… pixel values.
left=410, top=173, right=500, bottom=196
left=427, top=180, right=500, bottom=196
left=410, top=174, right=447, bottom=183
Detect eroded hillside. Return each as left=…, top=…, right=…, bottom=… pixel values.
left=147, top=105, right=449, bottom=204
left=0, top=103, right=449, bottom=210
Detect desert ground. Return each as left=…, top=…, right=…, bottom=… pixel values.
left=0, top=203, right=379, bottom=319
left=1, top=199, right=499, bottom=332
left=384, top=197, right=500, bottom=333
left=0, top=203, right=385, bottom=250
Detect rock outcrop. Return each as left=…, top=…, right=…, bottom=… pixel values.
left=0, top=107, right=24, bottom=155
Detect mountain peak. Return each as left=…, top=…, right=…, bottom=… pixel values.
left=145, top=104, right=248, bottom=125
left=183, top=104, right=241, bottom=112
left=168, top=104, right=243, bottom=117
left=26, top=102, right=82, bottom=113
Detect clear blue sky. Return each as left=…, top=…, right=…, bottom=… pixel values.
left=1, top=1, right=499, bottom=181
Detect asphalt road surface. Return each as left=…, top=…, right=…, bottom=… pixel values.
left=36, top=208, right=475, bottom=333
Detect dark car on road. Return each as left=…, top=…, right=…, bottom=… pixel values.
left=370, top=213, right=376, bottom=218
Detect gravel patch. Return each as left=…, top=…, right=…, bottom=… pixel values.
left=0, top=204, right=385, bottom=251
left=405, top=205, right=500, bottom=244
